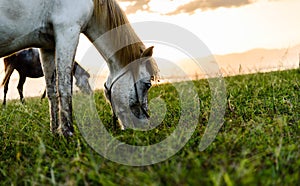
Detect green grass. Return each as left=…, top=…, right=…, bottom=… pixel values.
left=0, top=69, right=299, bottom=185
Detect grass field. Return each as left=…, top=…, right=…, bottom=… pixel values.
left=0, top=69, right=299, bottom=185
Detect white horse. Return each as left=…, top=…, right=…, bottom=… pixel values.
left=0, top=0, right=159, bottom=136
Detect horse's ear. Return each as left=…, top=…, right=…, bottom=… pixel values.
left=141, top=46, right=154, bottom=57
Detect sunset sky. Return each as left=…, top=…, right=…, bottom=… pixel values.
left=119, top=0, right=300, bottom=55
left=74, top=0, right=300, bottom=76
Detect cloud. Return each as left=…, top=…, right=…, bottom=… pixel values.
left=167, top=0, right=254, bottom=15
left=118, top=0, right=151, bottom=14
left=119, top=0, right=256, bottom=15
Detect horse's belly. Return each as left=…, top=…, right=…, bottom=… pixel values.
left=0, top=29, right=53, bottom=57
left=0, top=22, right=55, bottom=57
left=27, top=73, right=44, bottom=78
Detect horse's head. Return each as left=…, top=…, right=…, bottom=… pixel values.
left=105, top=46, right=158, bottom=130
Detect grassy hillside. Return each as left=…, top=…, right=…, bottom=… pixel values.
left=0, top=69, right=299, bottom=185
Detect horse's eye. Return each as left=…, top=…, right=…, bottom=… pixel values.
left=145, top=82, right=152, bottom=89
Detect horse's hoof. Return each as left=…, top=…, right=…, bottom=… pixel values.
left=56, top=126, right=74, bottom=137
left=65, top=131, right=73, bottom=137
left=61, top=129, right=74, bottom=137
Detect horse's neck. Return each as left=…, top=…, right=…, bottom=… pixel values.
left=84, top=0, right=148, bottom=84
left=84, top=25, right=122, bottom=78
left=84, top=15, right=143, bottom=79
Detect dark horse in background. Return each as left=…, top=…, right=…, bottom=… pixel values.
left=2, top=48, right=92, bottom=105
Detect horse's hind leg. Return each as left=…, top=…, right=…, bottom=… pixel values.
left=2, top=65, right=14, bottom=105
left=3, top=77, right=10, bottom=106
left=17, top=74, right=26, bottom=104
left=39, top=49, right=59, bottom=133
left=54, top=25, right=80, bottom=136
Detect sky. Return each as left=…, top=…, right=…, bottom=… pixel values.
left=119, top=0, right=300, bottom=55
left=74, top=0, right=300, bottom=79
left=75, top=0, right=300, bottom=64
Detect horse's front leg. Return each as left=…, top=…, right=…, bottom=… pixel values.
left=40, top=49, right=59, bottom=133
left=54, top=26, right=81, bottom=136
